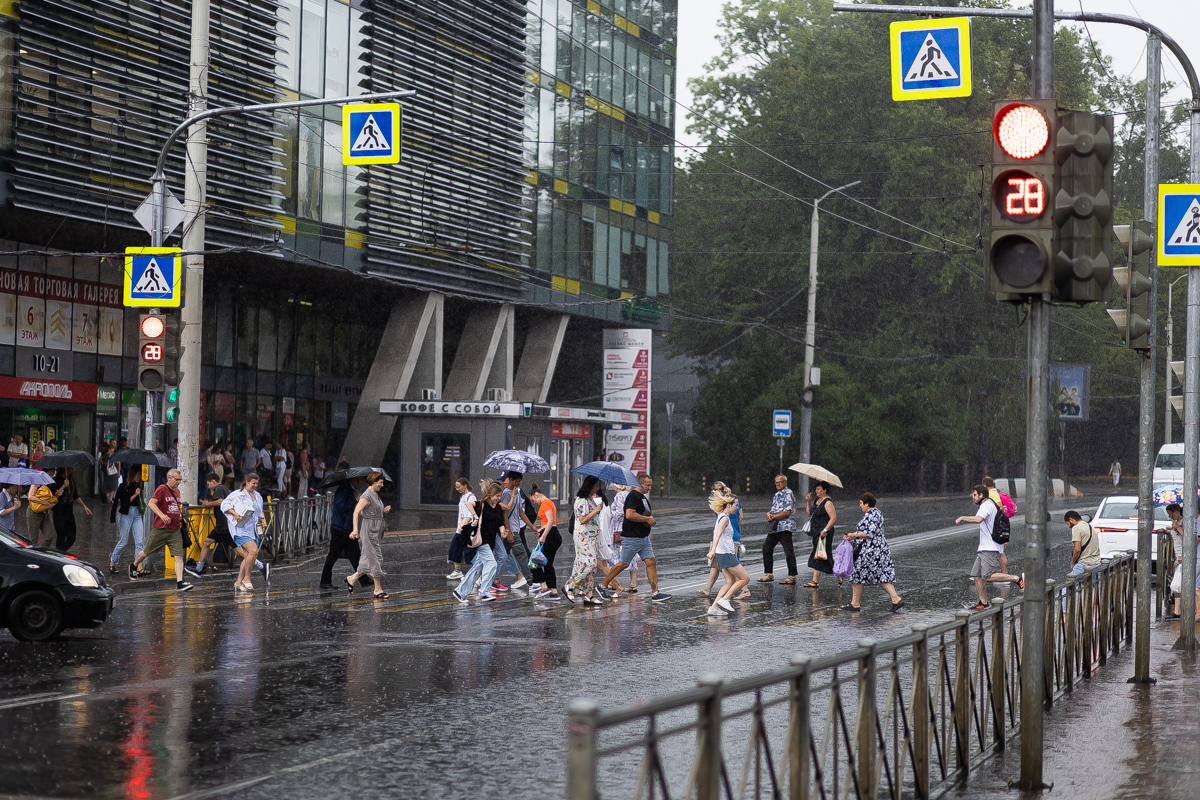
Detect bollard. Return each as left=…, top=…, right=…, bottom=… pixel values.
left=910, top=625, right=931, bottom=799
left=566, top=699, right=599, bottom=800
left=695, top=674, right=723, bottom=800
left=788, top=655, right=812, bottom=800
left=856, top=639, right=877, bottom=797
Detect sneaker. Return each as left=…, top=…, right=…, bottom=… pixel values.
left=511, top=576, right=528, bottom=589
left=446, top=569, right=464, bottom=580
left=1019, top=574, right=1026, bottom=590
left=453, top=591, right=469, bottom=604
left=185, top=558, right=197, bottom=569
left=128, top=563, right=138, bottom=580
left=972, top=603, right=988, bottom=611
left=184, top=563, right=203, bottom=578
left=259, top=562, right=272, bottom=583
left=595, top=586, right=610, bottom=600
left=479, top=594, right=497, bottom=602
left=492, top=581, right=510, bottom=593
left=176, top=581, right=194, bottom=592
left=544, top=592, right=561, bottom=602
left=651, top=592, right=672, bottom=603
left=717, top=597, right=734, bottom=613
left=707, top=604, right=727, bottom=616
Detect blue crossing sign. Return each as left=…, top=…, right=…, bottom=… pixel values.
left=890, top=17, right=972, bottom=101
left=124, top=247, right=181, bottom=308
left=1158, top=184, right=1200, bottom=266
left=342, top=102, right=402, bottom=165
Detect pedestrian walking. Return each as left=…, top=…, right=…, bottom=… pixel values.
left=274, top=443, right=288, bottom=494
left=319, top=464, right=370, bottom=591
left=705, top=493, right=749, bottom=616
left=0, top=484, right=19, bottom=535
left=955, top=484, right=1022, bottom=610
left=803, top=480, right=836, bottom=588
left=566, top=476, right=606, bottom=605
left=25, top=477, right=62, bottom=548
left=602, top=473, right=670, bottom=601
left=453, top=479, right=504, bottom=603
left=842, top=493, right=903, bottom=612
left=186, top=473, right=236, bottom=577
left=447, top=477, right=477, bottom=580
left=297, top=443, right=310, bottom=497
left=1110, top=459, right=1121, bottom=488
left=702, top=482, right=748, bottom=598
left=50, top=467, right=91, bottom=552
left=168, top=438, right=179, bottom=469
left=109, top=473, right=145, bottom=576
left=982, top=476, right=1015, bottom=574
left=130, top=469, right=194, bottom=591
left=528, top=483, right=562, bottom=600
left=312, top=454, right=325, bottom=487
left=606, top=484, right=639, bottom=593
left=99, top=441, right=119, bottom=503
left=760, top=475, right=800, bottom=585
left=499, top=471, right=536, bottom=590
left=223, top=444, right=236, bottom=489
left=221, top=472, right=269, bottom=592
left=345, top=471, right=391, bottom=599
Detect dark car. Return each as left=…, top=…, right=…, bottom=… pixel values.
left=0, top=527, right=115, bottom=641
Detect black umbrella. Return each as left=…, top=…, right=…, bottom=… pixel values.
left=317, top=465, right=392, bottom=489
left=111, top=448, right=174, bottom=469
left=34, top=449, right=96, bottom=469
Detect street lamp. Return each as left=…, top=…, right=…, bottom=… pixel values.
left=977, top=391, right=988, bottom=479
left=1167, top=274, right=1187, bottom=444
left=665, top=401, right=675, bottom=498
left=798, top=179, right=861, bottom=497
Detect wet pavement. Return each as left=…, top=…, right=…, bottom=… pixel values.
left=0, top=490, right=1157, bottom=799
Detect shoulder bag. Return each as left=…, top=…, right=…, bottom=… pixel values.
left=469, top=514, right=483, bottom=549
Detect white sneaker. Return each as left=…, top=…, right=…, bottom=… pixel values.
left=511, top=576, right=528, bottom=589
left=707, top=604, right=727, bottom=616
left=717, top=597, right=735, bottom=613
left=447, top=570, right=464, bottom=580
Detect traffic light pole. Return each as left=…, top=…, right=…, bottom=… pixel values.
left=1179, top=108, right=1200, bottom=651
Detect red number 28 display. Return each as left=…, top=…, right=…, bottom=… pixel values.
left=996, top=171, right=1045, bottom=223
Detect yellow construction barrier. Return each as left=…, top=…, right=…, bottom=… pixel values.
left=162, top=506, right=221, bottom=577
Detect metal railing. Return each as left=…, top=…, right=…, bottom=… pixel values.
left=259, top=492, right=334, bottom=562
left=567, top=553, right=1135, bottom=800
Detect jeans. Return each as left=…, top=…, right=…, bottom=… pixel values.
left=110, top=509, right=144, bottom=563
left=456, top=542, right=498, bottom=599
left=503, top=529, right=533, bottom=581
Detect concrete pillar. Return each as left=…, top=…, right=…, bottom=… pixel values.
left=444, top=303, right=514, bottom=401
left=341, top=292, right=443, bottom=466
left=514, top=313, right=569, bottom=402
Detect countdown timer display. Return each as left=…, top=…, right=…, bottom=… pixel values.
left=994, top=170, right=1046, bottom=223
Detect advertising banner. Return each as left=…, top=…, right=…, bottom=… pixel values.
left=602, top=328, right=651, bottom=474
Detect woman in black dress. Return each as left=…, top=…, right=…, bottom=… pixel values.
left=51, top=467, right=92, bottom=552
left=804, top=481, right=836, bottom=588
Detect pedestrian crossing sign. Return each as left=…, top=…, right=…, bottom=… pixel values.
left=342, top=102, right=402, bottom=165
left=1158, top=184, right=1200, bottom=266
left=890, top=17, right=971, bottom=101
left=123, top=247, right=182, bottom=308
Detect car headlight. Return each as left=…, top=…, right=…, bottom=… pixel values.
left=63, top=563, right=100, bottom=588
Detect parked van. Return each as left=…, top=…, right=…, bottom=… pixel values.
left=1154, top=443, right=1185, bottom=486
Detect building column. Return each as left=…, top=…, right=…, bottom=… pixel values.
left=341, top=292, right=442, bottom=466
left=514, top=313, right=569, bottom=403
left=444, top=303, right=513, bottom=401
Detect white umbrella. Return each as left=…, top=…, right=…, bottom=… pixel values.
left=788, top=462, right=844, bottom=489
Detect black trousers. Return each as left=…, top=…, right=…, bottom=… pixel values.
left=529, top=527, right=562, bottom=589
left=762, top=528, right=798, bottom=576
left=321, top=527, right=371, bottom=586
left=53, top=507, right=76, bottom=552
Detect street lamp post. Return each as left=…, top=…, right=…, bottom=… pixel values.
left=1168, top=274, right=1187, bottom=444
left=976, top=391, right=988, bottom=479
left=798, top=179, right=861, bottom=498
left=666, top=401, right=675, bottom=498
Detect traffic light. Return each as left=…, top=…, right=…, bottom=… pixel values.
left=1108, top=220, right=1153, bottom=349
left=987, top=100, right=1057, bottom=301
left=1052, top=110, right=1115, bottom=303
left=137, top=313, right=165, bottom=391
left=163, top=385, right=180, bottom=423
left=162, top=312, right=183, bottom=385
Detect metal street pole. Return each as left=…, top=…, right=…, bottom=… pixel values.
left=1133, top=33, right=1161, bottom=684
left=1018, top=1, right=1052, bottom=790
left=976, top=391, right=987, bottom=479
left=1178, top=103, right=1200, bottom=651
left=798, top=179, right=860, bottom=497
left=666, top=401, right=674, bottom=498
left=1168, top=276, right=1186, bottom=444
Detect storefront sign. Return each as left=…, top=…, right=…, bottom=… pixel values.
left=96, top=386, right=118, bottom=415
left=551, top=421, right=591, bottom=438
left=380, top=400, right=519, bottom=416
left=15, top=345, right=73, bottom=380
left=0, top=376, right=98, bottom=404
left=602, top=328, right=652, bottom=473
left=314, top=377, right=364, bottom=402
left=0, top=264, right=15, bottom=346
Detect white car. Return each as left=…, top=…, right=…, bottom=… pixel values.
left=1153, top=443, right=1185, bottom=486
left=1090, top=495, right=1170, bottom=567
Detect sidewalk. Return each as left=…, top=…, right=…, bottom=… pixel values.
left=945, top=619, right=1200, bottom=800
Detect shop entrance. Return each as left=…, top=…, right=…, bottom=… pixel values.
left=549, top=438, right=585, bottom=504
left=420, top=433, right=469, bottom=505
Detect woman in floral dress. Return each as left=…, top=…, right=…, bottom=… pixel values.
left=565, top=476, right=606, bottom=605
left=842, top=493, right=903, bottom=613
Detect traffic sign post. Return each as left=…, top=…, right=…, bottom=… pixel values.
left=343, top=103, right=402, bottom=165
left=1158, top=184, right=1200, bottom=266
left=889, top=17, right=972, bottom=101
left=773, top=410, right=792, bottom=476
left=124, top=248, right=182, bottom=308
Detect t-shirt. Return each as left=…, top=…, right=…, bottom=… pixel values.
left=501, top=487, right=525, bottom=532
left=151, top=484, right=182, bottom=529
left=976, top=500, right=1001, bottom=552
left=623, top=490, right=652, bottom=538
left=242, top=447, right=260, bottom=472
left=7, top=442, right=27, bottom=468
left=537, top=497, right=556, bottom=528
left=1072, top=520, right=1100, bottom=565
left=0, top=489, right=14, bottom=532
left=206, top=484, right=229, bottom=503
left=713, top=513, right=735, bottom=554
left=457, top=491, right=477, bottom=529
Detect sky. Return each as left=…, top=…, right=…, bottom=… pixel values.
left=675, top=1, right=1200, bottom=149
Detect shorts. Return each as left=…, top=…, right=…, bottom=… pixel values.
left=144, top=525, right=182, bottom=558
left=233, top=532, right=258, bottom=548
left=715, top=553, right=740, bottom=570
left=970, top=550, right=1001, bottom=578
left=620, top=536, right=654, bottom=563
left=206, top=518, right=236, bottom=548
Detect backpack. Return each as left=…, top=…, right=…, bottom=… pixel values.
left=999, top=491, right=1017, bottom=518
left=990, top=499, right=1011, bottom=544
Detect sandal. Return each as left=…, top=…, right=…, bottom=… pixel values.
left=801, top=581, right=819, bottom=588
left=344, top=577, right=355, bottom=594
left=758, top=575, right=774, bottom=583
left=780, top=577, right=797, bottom=585
left=373, top=591, right=389, bottom=599
left=841, top=604, right=862, bottom=612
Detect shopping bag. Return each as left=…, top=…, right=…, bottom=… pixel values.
left=833, top=539, right=855, bottom=578
left=814, top=533, right=828, bottom=560
left=1171, top=564, right=1183, bottom=595
left=529, top=542, right=547, bottom=569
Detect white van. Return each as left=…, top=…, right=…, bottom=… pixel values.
left=1153, top=443, right=1185, bottom=486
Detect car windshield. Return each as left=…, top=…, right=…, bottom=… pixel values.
left=1098, top=502, right=1168, bottom=521
left=1156, top=453, right=1185, bottom=470
left=0, top=528, right=31, bottom=548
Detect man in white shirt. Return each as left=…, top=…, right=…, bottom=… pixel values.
left=7, top=434, right=27, bottom=468
left=955, top=485, right=1022, bottom=610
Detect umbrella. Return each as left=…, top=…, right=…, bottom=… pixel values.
left=0, top=467, right=55, bottom=486
left=1151, top=485, right=1200, bottom=506
left=788, top=462, right=844, bottom=489
left=572, top=460, right=639, bottom=487
left=34, top=449, right=95, bottom=470
left=317, top=466, right=393, bottom=489
left=483, top=449, right=549, bottom=475
left=111, top=448, right=175, bottom=469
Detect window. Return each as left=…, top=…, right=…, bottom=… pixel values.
left=257, top=299, right=277, bottom=372
left=421, top=433, right=470, bottom=505
left=298, top=115, right=322, bottom=220
left=324, top=0, right=350, bottom=98
left=300, top=0, right=326, bottom=97
left=580, top=218, right=595, bottom=283
left=657, top=239, right=670, bottom=295
left=322, top=120, right=345, bottom=226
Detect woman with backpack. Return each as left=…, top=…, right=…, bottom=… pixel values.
left=842, top=493, right=902, bottom=613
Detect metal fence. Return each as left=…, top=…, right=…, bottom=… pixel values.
left=259, top=492, right=334, bottom=562
left=567, top=552, right=1136, bottom=800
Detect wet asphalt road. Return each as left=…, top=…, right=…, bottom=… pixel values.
left=0, top=495, right=1091, bottom=799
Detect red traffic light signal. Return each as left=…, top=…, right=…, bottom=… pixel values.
left=994, top=103, right=1050, bottom=160
left=140, top=314, right=165, bottom=339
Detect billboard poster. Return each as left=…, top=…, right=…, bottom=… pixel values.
left=1050, top=364, right=1090, bottom=421
left=602, top=328, right=651, bottom=474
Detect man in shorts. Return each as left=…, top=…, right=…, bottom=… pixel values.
left=602, top=473, right=672, bottom=602
left=185, top=473, right=236, bottom=577
left=955, top=485, right=1021, bottom=610
left=130, top=469, right=194, bottom=591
